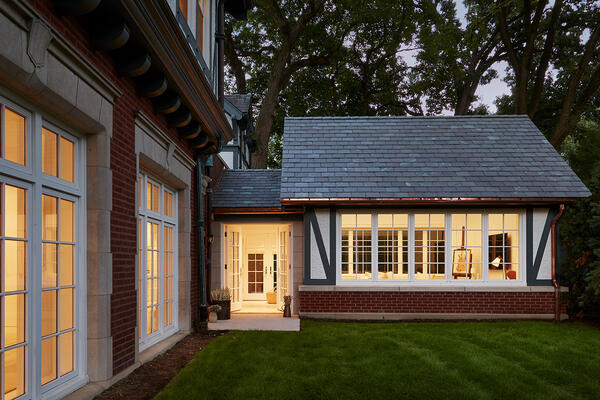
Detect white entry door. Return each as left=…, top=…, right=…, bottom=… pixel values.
left=226, top=227, right=242, bottom=311
left=243, top=231, right=275, bottom=301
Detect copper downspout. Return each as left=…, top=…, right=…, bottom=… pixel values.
left=551, top=204, right=566, bottom=322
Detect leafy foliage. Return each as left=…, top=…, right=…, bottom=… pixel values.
left=560, top=117, right=600, bottom=315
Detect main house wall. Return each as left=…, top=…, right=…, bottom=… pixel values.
left=10, top=0, right=202, bottom=382
left=301, top=206, right=562, bottom=319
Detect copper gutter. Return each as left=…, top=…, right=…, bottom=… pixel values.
left=551, top=204, right=566, bottom=322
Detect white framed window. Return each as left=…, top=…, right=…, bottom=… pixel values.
left=0, top=93, right=86, bottom=399
left=338, top=210, right=524, bottom=285
left=137, top=173, right=178, bottom=351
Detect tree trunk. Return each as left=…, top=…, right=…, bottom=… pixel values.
left=454, top=82, right=478, bottom=115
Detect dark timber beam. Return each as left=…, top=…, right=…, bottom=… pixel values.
left=168, top=107, right=192, bottom=128
left=91, top=22, right=130, bottom=50
left=153, top=93, right=181, bottom=115
left=178, top=121, right=202, bottom=140
left=116, top=51, right=151, bottom=77
left=135, top=73, right=167, bottom=98
left=52, top=0, right=101, bottom=16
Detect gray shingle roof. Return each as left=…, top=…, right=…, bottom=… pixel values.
left=280, top=115, right=591, bottom=199
left=224, top=94, right=252, bottom=114
left=213, top=169, right=281, bottom=208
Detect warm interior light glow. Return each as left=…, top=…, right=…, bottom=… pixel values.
left=60, top=136, right=75, bottom=182
left=42, top=128, right=58, bottom=177
left=4, top=108, right=26, bottom=166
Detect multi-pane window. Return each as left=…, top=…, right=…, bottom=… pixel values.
left=488, top=213, right=520, bottom=280
left=339, top=212, right=522, bottom=283
left=41, top=195, right=76, bottom=385
left=451, top=213, right=482, bottom=280
left=377, top=214, right=408, bottom=280
left=137, top=174, right=178, bottom=350
left=1, top=95, right=83, bottom=399
left=414, top=214, right=445, bottom=280
left=341, top=214, right=372, bottom=280
left=1, top=183, right=27, bottom=400
left=247, top=253, right=264, bottom=293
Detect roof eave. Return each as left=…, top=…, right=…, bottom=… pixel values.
left=280, top=197, right=581, bottom=206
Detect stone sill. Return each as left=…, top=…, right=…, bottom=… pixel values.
left=299, top=285, right=568, bottom=293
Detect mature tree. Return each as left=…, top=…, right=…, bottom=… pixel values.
left=225, top=0, right=343, bottom=168
left=225, top=0, right=421, bottom=168
left=494, top=0, right=600, bottom=148
left=414, top=0, right=504, bottom=115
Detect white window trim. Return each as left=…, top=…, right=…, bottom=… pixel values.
left=0, top=93, right=87, bottom=400
left=137, top=173, right=179, bottom=353
left=336, top=209, right=526, bottom=286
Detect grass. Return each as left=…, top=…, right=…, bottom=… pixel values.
left=155, top=321, right=600, bottom=400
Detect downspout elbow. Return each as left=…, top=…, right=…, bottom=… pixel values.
left=551, top=204, right=566, bottom=322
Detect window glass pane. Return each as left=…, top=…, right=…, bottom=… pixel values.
left=415, top=214, right=445, bottom=280
left=60, top=288, right=74, bottom=330
left=4, top=240, right=26, bottom=292
left=467, top=213, right=482, bottom=229
left=59, top=331, right=74, bottom=376
left=42, top=290, right=57, bottom=336
left=393, top=214, right=408, bottom=228
left=42, top=128, right=58, bottom=177
left=4, top=294, right=25, bottom=346
left=356, top=214, right=371, bottom=228
left=414, top=214, right=429, bottom=228
left=4, top=185, right=27, bottom=238
left=378, top=214, right=393, bottom=228
left=488, top=213, right=520, bottom=280
left=42, top=195, right=58, bottom=241
left=41, top=337, right=57, bottom=385
left=164, top=191, right=173, bottom=217
left=4, top=108, right=26, bottom=166
left=60, top=199, right=74, bottom=242
left=42, top=243, right=57, bottom=288
left=60, top=244, right=74, bottom=286
left=60, top=136, right=75, bottom=182
left=4, top=346, right=26, bottom=399
left=430, top=213, right=445, bottom=227
left=451, top=213, right=466, bottom=230
left=341, top=214, right=355, bottom=227
left=152, top=185, right=159, bottom=213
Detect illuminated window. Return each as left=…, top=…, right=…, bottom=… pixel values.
left=338, top=211, right=521, bottom=283
left=451, top=214, right=482, bottom=280
left=488, top=213, right=520, bottom=280
left=138, top=174, right=178, bottom=350
left=1, top=183, right=27, bottom=400
left=0, top=95, right=83, bottom=399
left=341, top=214, right=372, bottom=280
left=1, top=105, right=27, bottom=166
left=414, top=214, right=445, bottom=280
left=377, top=214, right=408, bottom=280
left=42, top=127, right=75, bottom=183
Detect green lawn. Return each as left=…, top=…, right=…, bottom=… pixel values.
left=156, top=321, right=600, bottom=400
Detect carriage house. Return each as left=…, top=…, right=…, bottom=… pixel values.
left=211, top=116, right=590, bottom=321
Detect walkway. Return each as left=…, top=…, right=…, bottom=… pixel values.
left=208, top=313, right=300, bottom=331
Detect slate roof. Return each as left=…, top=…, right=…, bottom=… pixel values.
left=280, top=115, right=591, bottom=199
left=224, top=94, right=252, bottom=114
left=213, top=169, right=281, bottom=208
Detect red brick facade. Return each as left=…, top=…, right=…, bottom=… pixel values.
left=29, top=0, right=202, bottom=375
left=299, top=290, right=565, bottom=316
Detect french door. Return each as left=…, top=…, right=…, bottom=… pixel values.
left=277, top=228, right=290, bottom=305
left=226, top=228, right=242, bottom=311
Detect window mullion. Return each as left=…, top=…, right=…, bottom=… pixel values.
left=445, top=213, right=451, bottom=281
left=483, top=213, right=489, bottom=282
left=371, top=213, right=377, bottom=281
left=408, top=213, right=414, bottom=281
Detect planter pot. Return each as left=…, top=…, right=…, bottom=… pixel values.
left=209, top=311, right=218, bottom=323
left=215, top=300, right=230, bottom=320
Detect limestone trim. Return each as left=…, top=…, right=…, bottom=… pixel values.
left=134, top=113, right=193, bottom=360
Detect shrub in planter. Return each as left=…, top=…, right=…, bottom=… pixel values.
left=210, top=288, right=231, bottom=320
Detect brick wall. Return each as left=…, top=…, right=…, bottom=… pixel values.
left=30, top=0, right=198, bottom=375
left=299, top=290, right=565, bottom=315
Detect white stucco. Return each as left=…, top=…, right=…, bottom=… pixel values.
left=310, top=209, right=330, bottom=280
left=533, top=208, right=552, bottom=280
